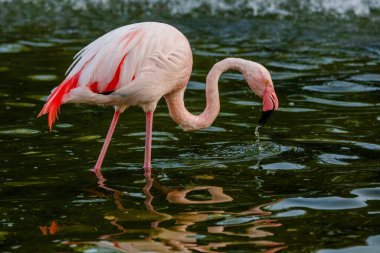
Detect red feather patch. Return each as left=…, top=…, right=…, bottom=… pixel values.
left=87, top=54, right=127, bottom=94
left=103, top=54, right=127, bottom=93
left=38, top=71, right=81, bottom=129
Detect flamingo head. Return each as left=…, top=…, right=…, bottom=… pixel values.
left=258, top=78, right=279, bottom=126
left=247, top=63, right=279, bottom=126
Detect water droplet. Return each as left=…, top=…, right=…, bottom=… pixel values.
left=254, top=125, right=260, bottom=139
left=254, top=125, right=262, bottom=152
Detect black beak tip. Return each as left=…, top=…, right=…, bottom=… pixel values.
left=258, top=110, right=274, bottom=126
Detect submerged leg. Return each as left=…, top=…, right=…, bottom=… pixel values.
left=144, top=111, right=154, bottom=175
left=93, top=109, right=121, bottom=171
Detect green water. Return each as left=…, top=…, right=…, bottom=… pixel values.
left=1, top=1, right=380, bottom=252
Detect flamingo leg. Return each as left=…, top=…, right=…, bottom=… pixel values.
left=93, top=109, right=121, bottom=171
left=144, top=111, right=153, bottom=175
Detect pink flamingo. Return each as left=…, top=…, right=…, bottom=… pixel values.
left=38, top=22, right=279, bottom=174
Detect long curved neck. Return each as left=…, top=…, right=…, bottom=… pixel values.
left=165, top=58, right=256, bottom=131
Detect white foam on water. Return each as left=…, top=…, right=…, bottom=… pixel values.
left=1, top=0, right=380, bottom=18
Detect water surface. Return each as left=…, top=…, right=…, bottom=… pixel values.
left=1, top=1, right=380, bottom=252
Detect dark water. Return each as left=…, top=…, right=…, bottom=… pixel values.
left=1, top=1, right=380, bottom=252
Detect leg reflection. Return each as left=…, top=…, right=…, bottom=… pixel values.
left=71, top=169, right=287, bottom=253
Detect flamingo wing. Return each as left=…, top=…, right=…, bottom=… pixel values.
left=38, top=22, right=192, bottom=129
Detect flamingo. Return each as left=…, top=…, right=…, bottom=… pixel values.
left=38, top=22, right=279, bottom=174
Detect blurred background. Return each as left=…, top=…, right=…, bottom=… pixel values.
left=1, top=1, right=380, bottom=252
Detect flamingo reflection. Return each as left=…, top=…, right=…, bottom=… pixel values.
left=63, top=170, right=286, bottom=252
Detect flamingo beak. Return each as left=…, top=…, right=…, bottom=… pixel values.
left=258, top=85, right=279, bottom=126
left=258, top=110, right=274, bottom=126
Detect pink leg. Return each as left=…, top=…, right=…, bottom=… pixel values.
left=93, top=110, right=121, bottom=171
left=144, top=111, right=153, bottom=175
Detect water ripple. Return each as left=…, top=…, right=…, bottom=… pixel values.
left=292, top=95, right=373, bottom=107
left=269, top=187, right=380, bottom=211
left=349, top=74, right=380, bottom=82
left=318, top=235, right=380, bottom=253
left=0, top=43, right=30, bottom=53
left=288, top=138, right=380, bottom=151
left=0, top=128, right=40, bottom=135
left=28, top=74, right=58, bottom=81
left=261, top=162, right=305, bottom=170
left=303, top=80, right=380, bottom=93
left=180, top=141, right=304, bottom=167
left=268, top=61, right=319, bottom=71
left=318, top=153, right=359, bottom=165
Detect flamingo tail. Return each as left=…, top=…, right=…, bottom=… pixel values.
left=38, top=72, right=81, bottom=130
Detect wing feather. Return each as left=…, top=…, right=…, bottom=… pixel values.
left=38, top=23, right=144, bottom=128
left=38, top=22, right=192, bottom=128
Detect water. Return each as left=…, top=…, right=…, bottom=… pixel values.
left=1, top=0, right=380, bottom=252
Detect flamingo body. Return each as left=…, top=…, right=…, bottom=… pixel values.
left=38, top=22, right=279, bottom=173
left=39, top=22, right=192, bottom=128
